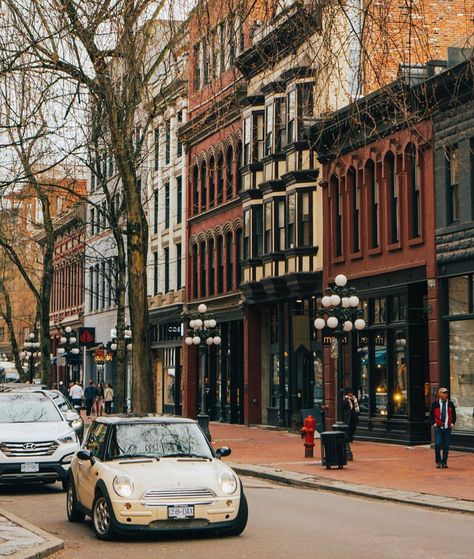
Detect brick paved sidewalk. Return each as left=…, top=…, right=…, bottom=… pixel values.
left=210, top=422, right=474, bottom=503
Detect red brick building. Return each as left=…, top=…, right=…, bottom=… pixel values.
left=180, top=0, right=268, bottom=423
left=312, top=75, right=439, bottom=444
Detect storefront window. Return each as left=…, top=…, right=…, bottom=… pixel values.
left=373, top=331, right=388, bottom=415
left=391, top=295, right=407, bottom=322
left=270, top=353, right=280, bottom=408
left=373, top=298, right=387, bottom=324
left=449, top=320, right=474, bottom=432
left=448, top=275, right=469, bottom=315
left=313, top=352, right=323, bottom=404
left=357, top=333, right=369, bottom=414
left=163, top=348, right=175, bottom=406
left=392, top=329, right=408, bottom=415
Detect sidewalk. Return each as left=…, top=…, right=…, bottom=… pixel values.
left=0, top=508, right=62, bottom=558
left=210, top=422, right=474, bottom=514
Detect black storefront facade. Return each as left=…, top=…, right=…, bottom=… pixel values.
left=434, top=67, right=474, bottom=450
left=150, top=305, right=183, bottom=416
left=345, top=270, right=432, bottom=445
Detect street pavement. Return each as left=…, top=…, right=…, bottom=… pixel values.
left=209, top=422, right=474, bottom=503
left=0, top=477, right=473, bottom=559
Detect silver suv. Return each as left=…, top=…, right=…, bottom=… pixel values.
left=0, top=392, right=80, bottom=490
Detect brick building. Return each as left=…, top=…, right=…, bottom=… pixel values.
left=180, top=0, right=269, bottom=423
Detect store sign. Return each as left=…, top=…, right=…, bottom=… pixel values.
left=167, top=323, right=183, bottom=336
left=94, top=349, right=113, bottom=363
left=78, top=327, right=95, bottom=347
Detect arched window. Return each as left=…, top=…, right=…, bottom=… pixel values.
left=217, top=236, right=224, bottom=293
left=208, top=238, right=215, bottom=295
left=348, top=167, right=359, bottom=253
left=200, top=241, right=206, bottom=297
left=366, top=159, right=378, bottom=248
left=331, top=175, right=342, bottom=257
left=192, top=245, right=198, bottom=299
left=217, top=153, right=224, bottom=204
left=209, top=156, right=215, bottom=208
left=236, top=141, right=242, bottom=192
left=226, top=232, right=233, bottom=291
left=385, top=151, right=399, bottom=244
left=200, top=160, right=207, bottom=211
left=226, top=145, right=234, bottom=200
left=406, top=143, right=420, bottom=238
left=192, top=166, right=199, bottom=215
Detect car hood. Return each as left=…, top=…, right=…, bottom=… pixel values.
left=104, top=458, right=237, bottom=498
left=0, top=421, right=72, bottom=442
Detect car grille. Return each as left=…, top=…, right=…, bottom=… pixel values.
left=143, top=488, right=215, bottom=501
left=0, top=441, right=59, bottom=457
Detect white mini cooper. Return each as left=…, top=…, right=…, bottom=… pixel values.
left=66, top=415, right=248, bottom=540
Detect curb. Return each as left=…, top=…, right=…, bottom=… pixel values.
left=230, top=462, right=474, bottom=515
left=0, top=507, right=64, bottom=559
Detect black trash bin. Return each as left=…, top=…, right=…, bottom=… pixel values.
left=320, top=431, right=347, bottom=469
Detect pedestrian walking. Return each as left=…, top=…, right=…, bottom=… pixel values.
left=69, top=381, right=84, bottom=412
left=95, top=382, right=104, bottom=417
left=344, top=389, right=360, bottom=442
left=430, top=387, right=456, bottom=468
left=104, top=383, right=114, bottom=415
left=84, top=380, right=98, bottom=418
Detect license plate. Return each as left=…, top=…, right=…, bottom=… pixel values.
left=168, top=505, right=194, bottom=519
left=21, top=463, right=39, bottom=473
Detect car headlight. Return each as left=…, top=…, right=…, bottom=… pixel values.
left=58, top=432, right=77, bottom=444
left=113, top=475, right=134, bottom=498
left=218, top=472, right=237, bottom=495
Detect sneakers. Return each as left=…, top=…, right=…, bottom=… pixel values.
left=442, top=463, right=448, bottom=468
left=436, top=463, right=441, bottom=468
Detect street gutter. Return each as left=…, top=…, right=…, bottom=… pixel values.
left=231, top=462, right=474, bottom=515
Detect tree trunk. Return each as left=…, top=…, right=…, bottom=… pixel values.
left=0, top=281, right=24, bottom=377
left=39, top=196, right=54, bottom=387
left=114, top=234, right=127, bottom=413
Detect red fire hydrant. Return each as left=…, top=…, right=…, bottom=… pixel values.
left=300, top=415, right=316, bottom=458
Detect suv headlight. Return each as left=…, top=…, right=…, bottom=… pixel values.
left=58, top=432, right=77, bottom=444
left=113, top=475, right=134, bottom=498
left=218, top=472, right=237, bottom=495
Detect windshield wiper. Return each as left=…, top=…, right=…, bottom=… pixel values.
left=113, top=454, right=160, bottom=461
left=162, top=452, right=211, bottom=460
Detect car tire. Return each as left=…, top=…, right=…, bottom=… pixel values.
left=66, top=480, right=85, bottom=523
left=220, top=490, right=248, bottom=537
left=92, top=492, right=116, bottom=541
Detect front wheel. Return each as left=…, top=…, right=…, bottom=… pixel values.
left=92, top=492, right=116, bottom=540
left=66, top=480, right=85, bottom=523
left=220, top=491, right=248, bottom=537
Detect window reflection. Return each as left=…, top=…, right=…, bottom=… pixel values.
left=449, top=321, right=474, bottom=432
left=393, top=330, right=408, bottom=415
left=373, top=331, right=387, bottom=415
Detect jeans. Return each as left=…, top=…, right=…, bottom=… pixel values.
left=105, top=401, right=112, bottom=414
left=434, top=427, right=451, bottom=464
left=72, top=398, right=82, bottom=411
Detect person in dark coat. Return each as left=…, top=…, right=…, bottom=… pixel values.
left=84, top=380, right=98, bottom=418
left=429, top=387, right=456, bottom=468
left=344, top=389, right=360, bottom=443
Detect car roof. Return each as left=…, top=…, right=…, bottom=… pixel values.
left=93, top=414, right=197, bottom=425
left=0, top=391, right=50, bottom=400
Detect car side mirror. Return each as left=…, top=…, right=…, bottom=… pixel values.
left=65, top=410, right=78, bottom=422
left=215, top=447, right=231, bottom=459
left=77, top=449, right=95, bottom=465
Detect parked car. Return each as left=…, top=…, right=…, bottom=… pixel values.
left=0, top=362, right=21, bottom=383
left=66, top=415, right=248, bottom=540
left=0, top=392, right=80, bottom=490
left=11, top=387, right=84, bottom=441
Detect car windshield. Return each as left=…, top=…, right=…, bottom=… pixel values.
left=0, top=395, right=63, bottom=423
left=108, top=423, right=212, bottom=460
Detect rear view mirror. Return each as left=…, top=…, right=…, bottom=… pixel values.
left=77, top=449, right=95, bottom=464
left=215, top=447, right=231, bottom=459
left=65, top=410, right=79, bottom=422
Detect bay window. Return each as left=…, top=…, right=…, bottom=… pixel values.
left=287, top=193, right=296, bottom=248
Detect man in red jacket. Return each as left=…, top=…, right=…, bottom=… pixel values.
left=429, top=388, right=457, bottom=468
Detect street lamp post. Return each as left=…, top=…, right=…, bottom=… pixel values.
left=20, top=332, right=40, bottom=383
left=109, top=327, right=133, bottom=412
left=57, top=326, right=81, bottom=383
left=314, top=274, right=366, bottom=460
left=184, top=303, right=221, bottom=441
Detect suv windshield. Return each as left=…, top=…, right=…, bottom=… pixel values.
left=108, top=423, right=212, bottom=460
left=0, top=395, right=63, bottom=423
